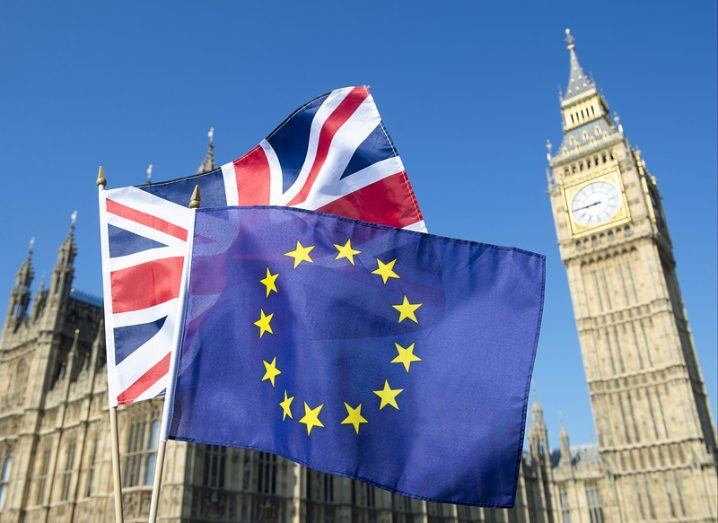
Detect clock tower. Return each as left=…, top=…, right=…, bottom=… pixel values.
left=547, top=30, right=717, bottom=521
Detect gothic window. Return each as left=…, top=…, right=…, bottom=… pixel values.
left=602, top=153, right=607, bottom=163
left=365, top=484, right=375, bottom=508
left=591, top=106, right=596, bottom=116
left=0, top=453, right=12, bottom=510
left=585, top=483, right=604, bottom=523
left=582, top=131, right=590, bottom=142
left=256, top=452, right=277, bottom=495
left=60, top=441, right=76, bottom=501
left=143, top=420, right=159, bottom=485
left=34, top=444, right=50, bottom=505
left=559, top=488, right=571, bottom=523
left=123, top=415, right=159, bottom=487
left=202, top=445, right=226, bottom=489
left=13, top=359, right=28, bottom=406
left=85, top=435, right=100, bottom=497
left=322, top=474, right=333, bottom=503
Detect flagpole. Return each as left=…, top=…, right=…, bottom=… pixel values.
left=97, top=166, right=125, bottom=523
left=148, top=184, right=200, bottom=523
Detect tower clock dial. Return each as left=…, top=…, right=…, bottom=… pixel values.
left=571, top=181, right=621, bottom=227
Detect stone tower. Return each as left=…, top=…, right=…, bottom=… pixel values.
left=546, top=29, right=717, bottom=521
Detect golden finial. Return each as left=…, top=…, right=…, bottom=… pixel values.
left=565, top=28, right=575, bottom=51
left=96, top=165, right=107, bottom=188
left=189, top=184, right=201, bottom=209
left=208, top=126, right=214, bottom=144
left=565, top=27, right=576, bottom=51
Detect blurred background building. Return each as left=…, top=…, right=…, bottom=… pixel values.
left=0, top=31, right=715, bottom=523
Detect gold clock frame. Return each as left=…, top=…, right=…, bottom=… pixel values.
left=562, top=170, right=631, bottom=237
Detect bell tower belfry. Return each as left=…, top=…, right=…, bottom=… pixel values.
left=546, top=29, right=717, bottom=522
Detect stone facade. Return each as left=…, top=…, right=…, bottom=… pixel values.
left=0, top=31, right=716, bottom=523
left=544, top=30, right=717, bottom=522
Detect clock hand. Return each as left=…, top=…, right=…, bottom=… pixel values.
left=574, top=200, right=602, bottom=212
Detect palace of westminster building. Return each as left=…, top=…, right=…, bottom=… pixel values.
left=0, top=31, right=715, bottom=523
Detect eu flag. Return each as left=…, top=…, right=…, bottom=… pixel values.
left=169, top=206, right=545, bottom=507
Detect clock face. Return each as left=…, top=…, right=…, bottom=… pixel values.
left=571, top=181, right=621, bottom=227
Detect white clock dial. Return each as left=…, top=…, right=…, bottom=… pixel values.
left=571, top=181, right=621, bottom=227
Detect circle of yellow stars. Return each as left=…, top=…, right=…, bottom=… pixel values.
left=255, top=238, right=423, bottom=437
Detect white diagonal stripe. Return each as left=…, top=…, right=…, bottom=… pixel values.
left=221, top=162, right=239, bottom=206
left=112, top=298, right=180, bottom=328
left=278, top=87, right=353, bottom=204
left=105, top=213, right=186, bottom=250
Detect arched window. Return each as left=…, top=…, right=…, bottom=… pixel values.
left=60, top=441, right=76, bottom=501
left=143, top=420, right=159, bottom=485
left=0, top=453, right=12, bottom=510
left=13, top=360, right=28, bottom=406
left=202, top=445, right=226, bottom=489
left=123, top=415, right=160, bottom=487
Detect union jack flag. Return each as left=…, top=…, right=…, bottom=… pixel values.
left=99, top=86, right=425, bottom=406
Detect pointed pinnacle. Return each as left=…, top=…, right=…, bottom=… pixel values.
left=189, top=184, right=201, bottom=209
left=96, top=165, right=107, bottom=188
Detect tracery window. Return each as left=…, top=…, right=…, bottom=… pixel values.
left=0, top=453, right=12, bottom=510
left=202, top=445, right=226, bottom=489
left=559, top=488, right=571, bottom=523
left=123, top=415, right=159, bottom=487
left=60, top=441, right=76, bottom=501
left=256, top=451, right=277, bottom=495
left=34, top=444, right=50, bottom=505
left=585, top=482, right=604, bottom=523
left=85, top=435, right=100, bottom=496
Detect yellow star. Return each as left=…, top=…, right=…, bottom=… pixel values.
left=299, top=402, right=324, bottom=435
left=371, top=258, right=400, bottom=284
left=391, top=342, right=422, bottom=372
left=341, top=403, right=368, bottom=434
left=334, top=239, right=361, bottom=265
left=260, top=268, right=279, bottom=297
left=373, top=380, right=403, bottom=410
left=261, top=357, right=281, bottom=387
left=279, top=390, right=294, bottom=420
left=392, top=295, right=422, bottom=324
left=284, top=241, right=315, bottom=268
left=253, top=309, right=274, bottom=337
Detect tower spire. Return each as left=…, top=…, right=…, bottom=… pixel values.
left=196, top=127, right=217, bottom=174
left=50, top=211, right=77, bottom=301
left=5, top=237, right=36, bottom=330
left=563, top=28, right=595, bottom=100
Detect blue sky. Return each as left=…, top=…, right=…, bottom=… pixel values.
left=1, top=1, right=715, bottom=447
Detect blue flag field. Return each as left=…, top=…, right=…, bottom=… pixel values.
left=168, top=206, right=545, bottom=507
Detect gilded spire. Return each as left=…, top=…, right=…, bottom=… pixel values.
left=196, top=127, right=217, bottom=174
left=563, top=28, right=595, bottom=100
